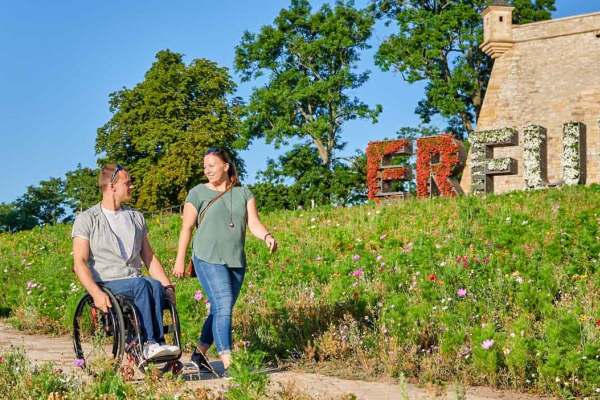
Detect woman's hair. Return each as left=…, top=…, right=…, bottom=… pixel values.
left=205, top=148, right=239, bottom=187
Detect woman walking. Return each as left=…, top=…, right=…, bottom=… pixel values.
left=173, top=148, right=277, bottom=376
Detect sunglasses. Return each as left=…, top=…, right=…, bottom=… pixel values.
left=110, top=164, right=124, bottom=183
left=205, top=147, right=224, bottom=155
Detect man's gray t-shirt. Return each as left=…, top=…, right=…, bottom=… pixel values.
left=101, top=207, right=135, bottom=261
left=72, top=204, right=147, bottom=282
left=185, top=184, right=254, bottom=268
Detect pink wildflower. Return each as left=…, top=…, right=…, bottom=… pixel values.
left=376, top=255, right=383, bottom=262
left=73, top=358, right=85, bottom=368
left=351, top=268, right=364, bottom=278
left=352, top=255, right=361, bottom=262
left=457, top=288, right=467, bottom=298
left=481, top=339, right=494, bottom=350
left=456, top=256, right=469, bottom=269
left=194, top=290, right=203, bottom=302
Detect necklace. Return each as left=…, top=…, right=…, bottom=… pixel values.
left=228, top=188, right=234, bottom=228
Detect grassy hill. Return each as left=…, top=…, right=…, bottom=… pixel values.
left=1, top=186, right=599, bottom=397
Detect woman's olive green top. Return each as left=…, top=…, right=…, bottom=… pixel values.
left=185, top=184, right=254, bottom=268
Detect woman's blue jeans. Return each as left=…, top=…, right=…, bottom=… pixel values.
left=193, top=257, right=245, bottom=355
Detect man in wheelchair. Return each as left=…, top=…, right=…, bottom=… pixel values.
left=72, top=163, right=180, bottom=361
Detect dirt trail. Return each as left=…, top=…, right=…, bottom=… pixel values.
left=0, top=322, right=552, bottom=400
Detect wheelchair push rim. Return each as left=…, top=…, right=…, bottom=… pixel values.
left=72, top=287, right=126, bottom=373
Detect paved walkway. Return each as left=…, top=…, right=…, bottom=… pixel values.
left=0, top=322, right=552, bottom=400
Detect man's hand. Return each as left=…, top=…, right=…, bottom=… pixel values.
left=92, top=290, right=112, bottom=313
left=164, top=285, right=176, bottom=306
left=172, top=261, right=186, bottom=278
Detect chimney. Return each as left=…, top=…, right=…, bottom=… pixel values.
left=480, top=1, right=515, bottom=59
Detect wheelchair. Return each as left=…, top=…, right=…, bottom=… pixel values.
left=72, top=284, right=183, bottom=377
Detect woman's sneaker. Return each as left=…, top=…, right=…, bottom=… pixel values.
left=221, top=368, right=231, bottom=380
left=191, top=350, right=219, bottom=376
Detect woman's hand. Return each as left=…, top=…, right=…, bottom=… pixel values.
left=265, top=234, right=277, bottom=253
left=172, top=261, right=186, bottom=278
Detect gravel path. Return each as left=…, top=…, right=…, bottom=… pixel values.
left=0, top=322, right=553, bottom=400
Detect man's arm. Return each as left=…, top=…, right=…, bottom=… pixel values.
left=73, top=237, right=112, bottom=312
left=141, top=234, right=172, bottom=287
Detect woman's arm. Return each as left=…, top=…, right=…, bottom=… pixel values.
left=173, top=202, right=198, bottom=277
left=246, top=197, right=277, bottom=253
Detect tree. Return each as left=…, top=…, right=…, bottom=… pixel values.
left=235, top=0, right=381, bottom=173
left=374, top=0, right=555, bottom=137
left=248, top=182, right=295, bottom=213
left=253, top=144, right=367, bottom=211
left=64, top=164, right=101, bottom=212
left=15, top=178, right=69, bottom=226
left=96, top=50, right=243, bottom=211
left=0, top=203, right=32, bottom=233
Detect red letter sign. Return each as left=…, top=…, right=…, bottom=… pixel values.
left=366, top=140, right=412, bottom=200
left=416, top=134, right=466, bottom=198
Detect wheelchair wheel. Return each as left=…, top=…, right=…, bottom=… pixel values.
left=127, top=295, right=183, bottom=373
left=72, top=287, right=126, bottom=372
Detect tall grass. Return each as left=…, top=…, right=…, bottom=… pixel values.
left=1, top=185, right=600, bottom=397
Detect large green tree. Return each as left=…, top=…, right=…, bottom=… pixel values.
left=96, top=50, right=242, bottom=211
left=374, top=0, right=555, bottom=136
left=235, top=0, right=381, bottom=173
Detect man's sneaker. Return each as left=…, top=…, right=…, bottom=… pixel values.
left=143, top=342, right=171, bottom=360
left=191, top=350, right=218, bottom=376
left=161, top=344, right=181, bottom=356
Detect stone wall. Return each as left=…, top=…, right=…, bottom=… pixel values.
left=461, top=11, right=600, bottom=194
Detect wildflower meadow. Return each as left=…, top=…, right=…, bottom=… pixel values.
left=1, top=185, right=600, bottom=397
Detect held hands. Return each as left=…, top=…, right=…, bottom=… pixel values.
left=264, top=233, right=277, bottom=253
left=172, top=261, right=185, bottom=278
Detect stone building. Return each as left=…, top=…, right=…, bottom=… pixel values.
left=460, top=2, right=600, bottom=194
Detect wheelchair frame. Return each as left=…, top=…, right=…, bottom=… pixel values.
left=72, top=285, right=183, bottom=375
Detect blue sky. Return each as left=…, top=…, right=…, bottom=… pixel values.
left=1, top=0, right=597, bottom=203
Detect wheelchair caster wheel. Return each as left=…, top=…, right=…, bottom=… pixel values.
left=137, top=359, right=150, bottom=374
left=162, top=360, right=184, bottom=375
